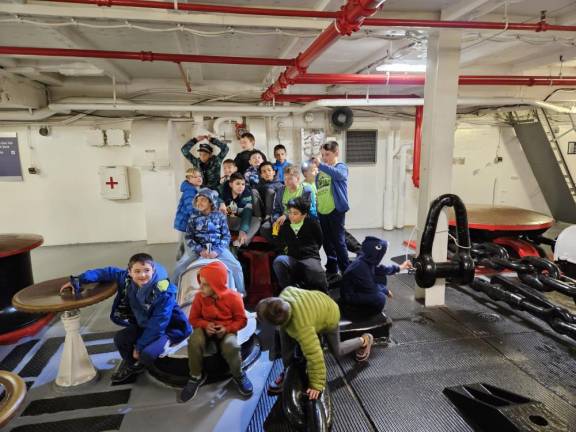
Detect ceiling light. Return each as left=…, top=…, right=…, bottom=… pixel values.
left=376, top=63, right=426, bottom=73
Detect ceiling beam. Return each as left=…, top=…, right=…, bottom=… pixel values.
left=4, top=67, right=65, bottom=85
left=174, top=32, right=203, bottom=83
left=441, top=0, right=494, bottom=21
left=0, top=3, right=328, bottom=31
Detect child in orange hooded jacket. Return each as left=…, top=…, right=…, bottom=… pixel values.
left=179, top=261, right=253, bottom=402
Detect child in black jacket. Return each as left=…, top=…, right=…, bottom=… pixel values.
left=272, top=196, right=327, bottom=292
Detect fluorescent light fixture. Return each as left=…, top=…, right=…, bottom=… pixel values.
left=376, top=63, right=426, bottom=73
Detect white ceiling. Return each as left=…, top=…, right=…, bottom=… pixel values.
left=0, top=0, right=575, bottom=100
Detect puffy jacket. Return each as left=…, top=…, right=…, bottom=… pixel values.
left=316, top=162, right=349, bottom=213
left=280, top=287, right=340, bottom=391
left=340, top=236, right=400, bottom=311
left=272, top=160, right=291, bottom=182
left=188, top=261, right=247, bottom=333
left=79, top=262, right=191, bottom=351
left=276, top=217, right=323, bottom=261
left=186, top=188, right=231, bottom=255
left=173, top=180, right=198, bottom=233
left=181, top=137, right=229, bottom=190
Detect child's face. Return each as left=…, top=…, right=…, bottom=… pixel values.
left=284, top=173, right=300, bottom=189
left=230, top=179, right=246, bottom=195
left=249, top=153, right=263, bottom=168
left=198, top=151, right=211, bottom=163
left=260, top=165, right=275, bottom=182
left=199, top=276, right=216, bottom=297
left=274, top=148, right=286, bottom=163
left=288, top=208, right=305, bottom=224
left=239, top=137, right=254, bottom=151
left=223, top=163, right=237, bottom=177
left=186, top=172, right=202, bottom=187
left=128, top=261, right=154, bottom=287
left=321, top=148, right=338, bottom=165
left=303, top=165, right=318, bottom=181
left=195, top=195, right=212, bottom=213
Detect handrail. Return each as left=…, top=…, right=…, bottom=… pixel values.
left=0, top=371, right=27, bottom=428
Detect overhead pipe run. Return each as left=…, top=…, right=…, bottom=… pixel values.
left=45, top=0, right=576, bottom=33
left=0, top=46, right=294, bottom=67
left=262, top=0, right=386, bottom=102
left=274, top=94, right=421, bottom=103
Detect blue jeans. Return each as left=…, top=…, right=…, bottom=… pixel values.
left=114, top=324, right=169, bottom=367
left=172, top=248, right=245, bottom=295
left=319, top=210, right=350, bottom=274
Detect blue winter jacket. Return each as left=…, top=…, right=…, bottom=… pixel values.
left=272, top=160, right=291, bottom=183
left=340, top=237, right=400, bottom=311
left=78, top=262, right=191, bottom=352
left=316, top=162, right=349, bottom=213
left=173, top=180, right=198, bottom=233
left=186, top=188, right=231, bottom=255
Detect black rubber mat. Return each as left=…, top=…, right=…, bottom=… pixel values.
left=86, top=343, right=116, bottom=355
left=0, top=340, right=38, bottom=371
left=83, top=331, right=116, bottom=342
left=22, top=389, right=131, bottom=416
left=246, top=359, right=284, bottom=432
left=19, top=337, right=64, bottom=378
left=11, top=414, right=124, bottom=432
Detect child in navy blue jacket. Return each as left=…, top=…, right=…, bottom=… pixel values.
left=339, top=237, right=412, bottom=320
left=174, top=168, right=203, bottom=259
left=60, top=253, right=191, bottom=384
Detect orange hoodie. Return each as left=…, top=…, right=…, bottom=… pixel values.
left=188, top=261, right=247, bottom=333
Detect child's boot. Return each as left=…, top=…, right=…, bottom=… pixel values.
left=179, top=373, right=207, bottom=403
left=233, top=372, right=253, bottom=397
left=267, top=370, right=285, bottom=395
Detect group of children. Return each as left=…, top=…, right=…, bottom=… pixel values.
left=59, top=128, right=412, bottom=407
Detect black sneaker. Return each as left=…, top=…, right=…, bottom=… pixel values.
left=267, top=371, right=285, bottom=395
left=233, top=372, right=253, bottom=397
left=111, top=360, right=145, bottom=384
left=179, top=374, right=207, bottom=403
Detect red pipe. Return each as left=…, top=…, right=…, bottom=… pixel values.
left=262, top=0, right=386, bottom=101
left=293, top=73, right=576, bottom=86
left=412, top=105, right=423, bottom=188
left=0, top=46, right=294, bottom=67
left=44, top=0, right=576, bottom=33
left=275, top=94, right=421, bottom=103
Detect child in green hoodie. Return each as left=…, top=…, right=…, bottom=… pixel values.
left=256, top=287, right=374, bottom=400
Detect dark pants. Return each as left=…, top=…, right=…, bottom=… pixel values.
left=319, top=210, right=350, bottom=274
left=273, top=255, right=328, bottom=292
left=114, top=325, right=169, bottom=367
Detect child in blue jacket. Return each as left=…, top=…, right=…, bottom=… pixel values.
left=60, top=253, right=191, bottom=384
left=174, top=168, right=203, bottom=259
left=172, top=188, right=245, bottom=294
left=339, top=237, right=412, bottom=320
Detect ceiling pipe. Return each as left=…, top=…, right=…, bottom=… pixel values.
left=0, top=46, right=294, bottom=67
left=275, top=94, right=421, bottom=103
left=0, top=108, right=68, bottom=121
left=262, top=0, right=386, bottom=102
left=412, top=105, right=423, bottom=189
left=294, top=74, right=576, bottom=86
left=44, top=0, right=576, bottom=33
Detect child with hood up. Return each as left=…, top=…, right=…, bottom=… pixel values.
left=174, top=168, right=203, bottom=259
left=339, top=236, right=412, bottom=320
left=60, top=253, right=192, bottom=384
left=179, top=261, right=253, bottom=402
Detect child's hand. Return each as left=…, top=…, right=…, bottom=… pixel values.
left=306, top=388, right=320, bottom=400
left=214, top=325, right=226, bottom=338
left=59, top=282, right=73, bottom=295
left=310, top=157, right=321, bottom=167
left=206, top=322, right=217, bottom=336
left=200, top=249, right=217, bottom=259
left=400, top=260, right=413, bottom=271
left=219, top=203, right=227, bottom=215
left=196, top=134, right=208, bottom=141
left=386, top=290, right=394, bottom=299
left=276, top=215, right=287, bottom=226
left=237, top=231, right=247, bottom=246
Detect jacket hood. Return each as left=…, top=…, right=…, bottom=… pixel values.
left=180, top=180, right=197, bottom=193
left=361, top=236, right=388, bottom=265
left=194, top=187, right=219, bottom=209
left=198, top=261, right=229, bottom=297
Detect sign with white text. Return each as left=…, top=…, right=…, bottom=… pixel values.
left=0, top=135, right=23, bottom=181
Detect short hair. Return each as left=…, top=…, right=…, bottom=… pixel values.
left=273, top=144, right=286, bottom=154
left=258, top=161, right=274, bottom=174
left=128, top=253, right=154, bottom=269
left=222, top=159, right=236, bottom=166
left=287, top=196, right=310, bottom=215
left=229, top=172, right=245, bottom=183
left=256, top=297, right=291, bottom=326
left=322, top=141, right=339, bottom=152
left=284, top=165, right=299, bottom=177
left=249, top=149, right=266, bottom=160
left=240, top=132, right=255, bottom=143
left=185, top=167, right=201, bottom=176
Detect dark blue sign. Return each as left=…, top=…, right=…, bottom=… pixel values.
left=0, top=136, right=23, bottom=181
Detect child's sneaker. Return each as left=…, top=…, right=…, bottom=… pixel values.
left=111, top=360, right=145, bottom=384
left=267, top=371, right=285, bottom=395
left=179, top=374, right=207, bottom=403
left=233, top=372, right=253, bottom=397
left=355, top=333, right=374, bottom=362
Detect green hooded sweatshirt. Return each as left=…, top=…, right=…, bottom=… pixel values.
left=279, top=286, right=340, bottom=391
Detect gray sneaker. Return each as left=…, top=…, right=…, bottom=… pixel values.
left=179, top=374, right=207, bottom=403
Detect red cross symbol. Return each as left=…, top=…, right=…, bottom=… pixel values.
left=105, top=176, right=119, bottom=189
